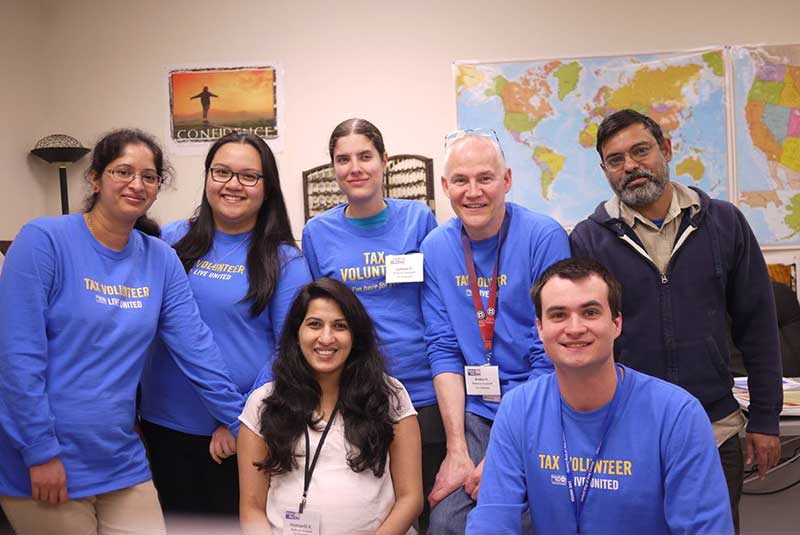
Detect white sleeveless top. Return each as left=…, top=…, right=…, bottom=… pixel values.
left=239, top=376, right=417, bottom=535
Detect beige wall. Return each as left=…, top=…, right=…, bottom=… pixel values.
left=2, top=0, right=800, bottom=245
left=0, top=0, right=50, bottom=239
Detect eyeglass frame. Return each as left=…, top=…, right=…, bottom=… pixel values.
left=207, top=167, right=264, bottom=187
left=444, top=128, right=506, bottom=160
left=601, top=142, right=662, bottom=172
left=104, top=166, right=164, bottom=187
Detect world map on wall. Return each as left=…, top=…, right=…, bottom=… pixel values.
left=733, top=45, right=800, bottom=247
left=455, top=50, right=728, bottom=230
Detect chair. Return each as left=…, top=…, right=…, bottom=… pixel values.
left=767, top=263, right=795, bottom=292
left=302, top=154, right=435, bottom=222
left=773, top=281, right=800, bottom=376
left=729, top=281, right=800, bottom=377
left=763, top=263, right=800, bottom=374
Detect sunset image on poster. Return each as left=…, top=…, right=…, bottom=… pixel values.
left=169, top=66, right=277, bottom=143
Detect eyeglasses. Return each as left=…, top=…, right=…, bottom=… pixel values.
left=602, top=143, right=658, bottom=172
left=105, top=166, right=163, bottom=187
left=444, top=128, right=505, bottom=160
left=208, top=167, right=263, bottom=187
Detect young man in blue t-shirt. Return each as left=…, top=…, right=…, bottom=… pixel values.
left=468, top=258, right=733, bottom=535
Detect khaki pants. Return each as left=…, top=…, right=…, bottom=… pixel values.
left=0, top=480, right=166, bottom=535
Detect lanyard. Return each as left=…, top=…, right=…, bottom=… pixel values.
left=459, top=211, right=511, bottom=364
left=560, top=365, right=623, bottom=534
left=299, top=405, right=339, bottom=513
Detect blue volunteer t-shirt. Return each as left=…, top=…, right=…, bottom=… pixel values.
left=0, top=215, right=244, bottom=498
left=300, top=198, right=438, bottom=408
left=421, top=203, right=570, bottom=420
left=140, top=220, right=311, bottom=435
left=468, top=367, right=734, bottom=534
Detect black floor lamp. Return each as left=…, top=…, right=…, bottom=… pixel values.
left=31, top=135, right=90, bottom=215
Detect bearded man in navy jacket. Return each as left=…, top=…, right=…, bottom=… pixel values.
left=570, top=108, right=783, bottom=530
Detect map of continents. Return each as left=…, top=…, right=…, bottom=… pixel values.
left=455, top=50, right=727, bottom=228
left=733, top=44, right=800, bottom=247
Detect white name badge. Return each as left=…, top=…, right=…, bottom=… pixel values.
left=464, top=365, right=501, bottom=398
left=385, top=253, right=424, bottom=283
left=283, top=510, right=320, bottom=535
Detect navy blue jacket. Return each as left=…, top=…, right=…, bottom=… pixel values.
left=570, top=187, right=782, bottom=435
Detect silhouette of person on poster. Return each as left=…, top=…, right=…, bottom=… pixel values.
left=190, top=86, right=218, bottom=123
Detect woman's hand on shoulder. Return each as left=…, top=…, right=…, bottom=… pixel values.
left=209, top=425, right=237, bottom=464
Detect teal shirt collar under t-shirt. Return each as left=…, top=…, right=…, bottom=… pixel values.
left=345, top=203, right=390, bottom=229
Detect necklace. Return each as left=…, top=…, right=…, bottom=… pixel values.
left=83, top=211, right=130, bottom=251
left=84, top=212, right=96, bottom=237
left=209, top=233, right=250, bottom=264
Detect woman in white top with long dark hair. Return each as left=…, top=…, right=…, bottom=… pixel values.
left=238, top=278, right=422, bottom=535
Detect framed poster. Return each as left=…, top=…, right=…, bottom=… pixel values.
left=167, top=65, right=283, bottom=152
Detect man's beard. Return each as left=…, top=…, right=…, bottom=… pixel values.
left=612, top=167, right=669, bottom=208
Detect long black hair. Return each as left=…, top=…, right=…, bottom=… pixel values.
left=258, top=278, right=399, bottom=477
left=172, top=132, right=296, bottom=316
left=83, top=129, right=171, bottom=237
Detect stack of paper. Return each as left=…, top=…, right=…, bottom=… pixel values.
left=733, top=377, right=800, bottom=417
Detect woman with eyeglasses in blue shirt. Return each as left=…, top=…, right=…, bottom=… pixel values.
left=0, top=129, right=245, bottom=534
left=139, top=131, right=311, bottom=517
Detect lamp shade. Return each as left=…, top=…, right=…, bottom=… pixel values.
left=31, top=134, right=90, bottom=164
left=30, top=134, right=90, bottom=215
